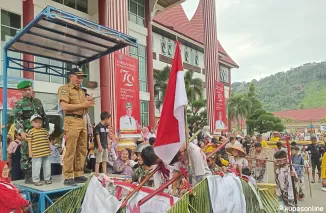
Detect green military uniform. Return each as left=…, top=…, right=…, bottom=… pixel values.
left=132, top=166, right=154, bottom=187
left=13, top=80, right=48, bottom=183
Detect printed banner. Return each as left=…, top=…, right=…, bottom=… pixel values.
left=214, top=81, right=227, bottom=131
left=115, top=52, right=141, bottom=135
left=0, top=88, right=22, bottom=109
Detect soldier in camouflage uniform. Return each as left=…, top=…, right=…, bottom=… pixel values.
left=13, top=80, right=48, bottom=184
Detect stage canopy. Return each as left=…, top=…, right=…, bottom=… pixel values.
left=5, top=6, right=137, bottom=67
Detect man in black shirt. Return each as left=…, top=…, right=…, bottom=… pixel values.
left=305, top=136, right=321, bottom=183
left=94, top=112, right=111, bottom=176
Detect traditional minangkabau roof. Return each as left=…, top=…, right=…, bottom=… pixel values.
left=153, top=0, right=238, bottom=68
left=273, top=108, right=326, bottom=122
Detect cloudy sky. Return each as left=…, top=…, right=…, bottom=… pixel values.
left=182, top=0, right=326, bottom=82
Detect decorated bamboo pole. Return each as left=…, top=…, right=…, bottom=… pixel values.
left=246, top=156, right=306, bottom=167
left=285, top=136, right=298, bottom=206
left=206, top=141, right=228, bottom=159
left=138, top=169, right=187, bottom=206
left=120, top=163, right=162, bottom=209
left=120, top=130, right=201, bottom=209
left=184, top=105, right=192, bottom=183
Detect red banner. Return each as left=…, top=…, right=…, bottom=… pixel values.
left=214, top=81, right=227, bottom=131
left=115, top=52, right=140, bottom=134
left=0, top=88, right=22, bottom=109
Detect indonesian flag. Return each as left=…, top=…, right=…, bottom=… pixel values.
left=154, top=42, right=188, bottom=164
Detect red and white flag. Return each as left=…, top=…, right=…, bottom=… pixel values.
left=154, top=42, right=188, bottom=164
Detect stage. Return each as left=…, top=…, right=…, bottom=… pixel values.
left=13, top=175, right=83, bottom=213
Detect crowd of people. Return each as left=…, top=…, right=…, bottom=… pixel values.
left=1, top=68, right=326, bottom=212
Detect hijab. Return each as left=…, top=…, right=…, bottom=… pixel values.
left=113, top=150, right=133, bottom=176
left=0, top=161, right=10, bottom=183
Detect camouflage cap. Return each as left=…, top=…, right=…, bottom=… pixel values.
left=69, top=67, right=87, bottom=77
left=125, top=102, right=132, bottom=108
left=17, top=80, right=32, bottom=90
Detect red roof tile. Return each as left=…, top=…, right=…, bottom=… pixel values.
left=153, top=0, right=239, bottom=68
left=273, top=108, right=326, bottom=122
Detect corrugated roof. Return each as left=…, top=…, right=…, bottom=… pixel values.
left=153, top=0, right=238, bottom=68
left=273, top=108, right=326, bottom=122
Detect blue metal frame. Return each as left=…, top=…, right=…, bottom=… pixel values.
left=15, top=184, right=80, bottom=213
left=1, top=5, right=138, bottom=161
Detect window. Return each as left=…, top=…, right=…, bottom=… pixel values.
left=140, top=100, right=148, bottom=127
left=161, top=39, right=167, bottom=55
left=34, top=58, right=89, bottom=84
left=167, top=41, right=175, bottom=57
left=53, top=0, right=88, bottom=13
left=128, top=0, right=145, bottom=27
left=1, top=10, right=21, bottom=78
left=190, top=49, right=195, bottom=65
left=184, top=48, right=189, bottom=63
left=195, top=52, right=199, bottom=66
left=130, top=45, right=147, bottom=92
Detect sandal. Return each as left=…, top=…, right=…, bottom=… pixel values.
left=311, top=180, right=315, bottom=183
left=45, top=180, right=52, bottom=185
left=34, top=181, right=43, bottom=186
left=318, top=179, right=321, bottom=183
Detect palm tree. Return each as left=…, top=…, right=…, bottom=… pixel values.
left=154, top=65, right=170, bottom=111
left=154, top=67, right=205, bottom=111
left=184, top=70, right=204, bottom=103
left=228, top=94, right=252, bottom=131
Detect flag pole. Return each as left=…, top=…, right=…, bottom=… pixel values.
left=184, top=105, right=192, bottom=184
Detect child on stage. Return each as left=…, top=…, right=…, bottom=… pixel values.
left=27, top=114, right=52, bottom=186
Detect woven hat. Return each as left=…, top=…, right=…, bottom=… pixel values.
left=226, top=144, right=246, bottom=157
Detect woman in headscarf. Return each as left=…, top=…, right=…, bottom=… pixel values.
left=0, top=161, right=31, bottom=213
left=113, top=149, right=133, bottom=177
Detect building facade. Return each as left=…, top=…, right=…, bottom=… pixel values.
left=0, top=0, right=238, bottom=130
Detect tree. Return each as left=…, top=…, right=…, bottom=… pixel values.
left=184, top=70, right=204, bottom=103
left=154, top=67, right=204, bottom=111
left=246, top=82, right=263, bottom=135
left=246, top=108, right=285, bottom=134
left=228, top=94, right=252, bottom=131
left=154, top=65, right=170, bottom=111
left=187, top=99, right=207, bottom=132
left=320, top=116, right=326, bottom=124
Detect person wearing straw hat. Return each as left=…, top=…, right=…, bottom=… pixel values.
left=226, top=144, right=248, bottom=176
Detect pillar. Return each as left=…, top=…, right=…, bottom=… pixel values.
left=145, top=0, right=155, bottom=126
left=228, top=69, right=232, bottom=131
left=202, top=0, right=220, bottom=133
left=98, top=0, right=110, bottom=114
left=22, top=0, right=34, bottom=79
left=99, top=0, right=128, bottom=130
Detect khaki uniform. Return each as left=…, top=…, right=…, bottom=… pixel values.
left=58, top=83, right=87, bottom=179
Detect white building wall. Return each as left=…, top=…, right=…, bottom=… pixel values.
left=152, top=32, right=230, bottom=116
left=0, top=2, right=231, bottom=122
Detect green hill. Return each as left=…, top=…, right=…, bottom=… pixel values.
left=231, top=62, right=326, bottom=112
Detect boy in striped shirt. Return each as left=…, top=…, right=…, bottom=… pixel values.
left=27, top=114, right=52, bottom=186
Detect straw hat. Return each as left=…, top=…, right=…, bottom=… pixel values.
left=226, top=144, right=246, bottom=157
